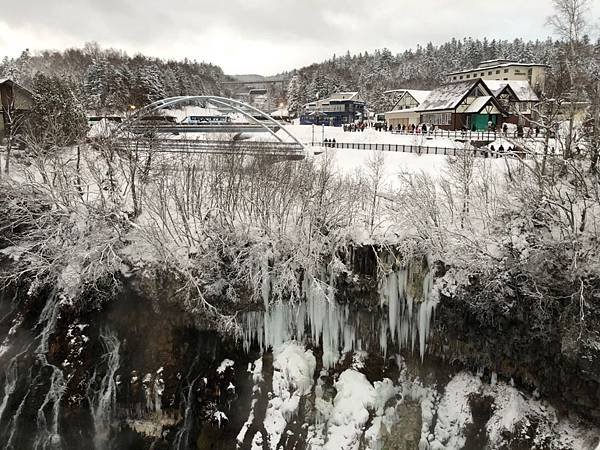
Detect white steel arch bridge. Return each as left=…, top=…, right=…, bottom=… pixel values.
left=113, top=96, right=309, bottom=160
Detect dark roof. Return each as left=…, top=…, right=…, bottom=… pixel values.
left=0, top=78, right=34, bottom=97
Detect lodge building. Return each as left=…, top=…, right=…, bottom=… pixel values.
left=384, top=59, right=546, bottom=131
left=446, top=59, right=548, bottom=93
left=300, top=92, right=366, bottom=126
left=416, top=79, right=505, bottom=131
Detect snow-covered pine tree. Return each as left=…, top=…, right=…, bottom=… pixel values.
left=135, top=64, right=167, bottom=105
left=286, top=74, right=304, bottom=117
left=31, top=72, right=88, bottom=146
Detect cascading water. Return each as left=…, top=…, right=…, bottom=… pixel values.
left=1, top=290, right=67, bottom=450
left=87, top=328, right=120, bottom=450
left=172, top=375, right=201, bottom=450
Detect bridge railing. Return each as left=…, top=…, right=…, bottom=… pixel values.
left=112, top=137, right=306, bottom=158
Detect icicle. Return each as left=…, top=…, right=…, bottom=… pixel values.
left=239, top=262, right=438, bottom=368
left=260, top=253, right=271, bottom=310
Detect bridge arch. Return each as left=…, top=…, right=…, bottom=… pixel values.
left=117, top=96, right=306, bottom=152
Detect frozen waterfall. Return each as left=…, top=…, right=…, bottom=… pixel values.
left=240, top=265, right=438, bottom=367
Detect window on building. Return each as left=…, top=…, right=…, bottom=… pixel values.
left=488, top=71, right=492, bottom=75
left=504, top=69, right=509, bottom=73
left=466, top=74, right=470, bottom=78
left=422, top=112, right=451, bottom=125
left=453, top=76, right=457, bottom=80
left=481, top=72, right=485, bottom=76
left=496, top=70, right=500, bottom=74
left=460, top=75, right=463, bottom=80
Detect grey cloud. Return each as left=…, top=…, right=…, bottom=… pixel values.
left=1, top=0, right=598, bottom=74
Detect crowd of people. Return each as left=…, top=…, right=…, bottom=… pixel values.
left=342, top=121, right=436, bottom=134
left=342, top=123, right=367, bottom=132
left=339, top=120, right=544, bottom=138
left=373, top=122, right=436, bottom=134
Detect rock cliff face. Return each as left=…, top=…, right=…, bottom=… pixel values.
left=0, top=250, right=598, bottom=449
left=431, top=275, right=600, bottom=424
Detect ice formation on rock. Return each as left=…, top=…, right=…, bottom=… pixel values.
left=241, top=265, right=437, bottom=367
left=379, top=266, right=438, bottom=360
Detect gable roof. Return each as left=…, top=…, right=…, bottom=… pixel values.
left=303, top=91, right=364, bottom=108
left=386, top=89, right=431, bottom=110
left=329, top=92, right=359, bottom=101
left=463, top=96, right=494, bottom=114
left=483, top=80, right=539, bottom=102
left=417, top=79, right=487, bottom=112
left=0, top=78, right=34, bottom=97
left=404, top=90, right=432, bottom=105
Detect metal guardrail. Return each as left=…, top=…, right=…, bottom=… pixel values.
left=386, top=130, right=547, bottom=141
left=313, top=141, right=532, bottom=159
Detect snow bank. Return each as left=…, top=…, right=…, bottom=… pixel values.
left=238, top=349, right=599, bottom=450
left=216, top=359, right=234, bottom=374
left=321, top=148, right=449, bottom=183
left=264, top=342, right=316, bottom=449
left=325, top=369, right=376, bottom=450
left=429, top=372, right=482, bottom=450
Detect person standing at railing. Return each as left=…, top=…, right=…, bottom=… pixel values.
left=502, top=123, right=508, bottom=137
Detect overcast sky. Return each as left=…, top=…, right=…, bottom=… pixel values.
left=1, top=0, right=599, bottom=75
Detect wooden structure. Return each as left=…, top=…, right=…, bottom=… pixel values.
left=0, top=79, right=33, bottom=139
left=483, top=80, right=540, bottom=125
left=416, top=79, right=506, bottom=131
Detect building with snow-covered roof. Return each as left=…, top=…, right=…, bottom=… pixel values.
left=328, top=92, right=361, bottom=101
left=300, top=92, right=366, bottom=126
left=483, top=80, right=540, bottom=124
left=416, top=78, right=506, bottom=131
left=270, top=107, right=290, bottom=121
left=0, top=78, right=34, bottom=139
left=446, top=59, right=548, bottom=93
left=383, top=89, right=432, bottom=129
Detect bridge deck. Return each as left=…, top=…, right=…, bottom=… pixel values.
left=114, top=138, right=306, bottom=160
left=129, top=123, right=281, bottom=134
